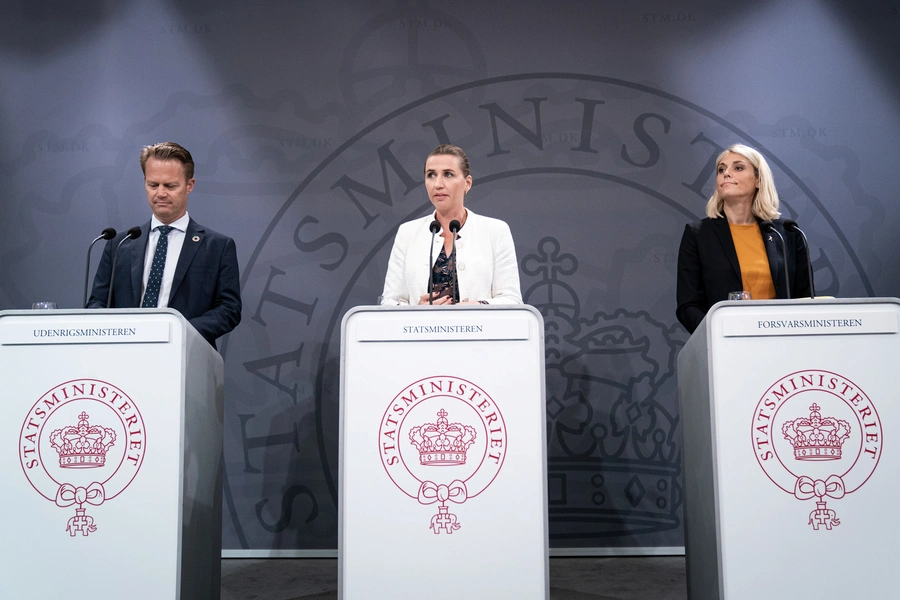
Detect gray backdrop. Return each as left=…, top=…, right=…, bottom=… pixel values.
left=2, top=0, right=898, bottom=553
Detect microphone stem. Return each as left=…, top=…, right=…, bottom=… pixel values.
left=83, top=235, right=103, bottom=308
left=795, top=228, right=816, bottom=299
left=108, top=234, right=135, bottom=308
left=450, top=231, right=459, bottom=304
left=428, top=231, right=436, bottom=305
left=108, top=247, right=120, bottom=309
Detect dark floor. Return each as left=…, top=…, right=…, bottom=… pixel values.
left=220, top=556, right=687, bottom=599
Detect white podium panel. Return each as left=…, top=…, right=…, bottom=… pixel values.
left=340, top=305, right=548, bottom=600
left=678, top=299, right=900, bottom=599
left=0, top=309, right=223, bottom=600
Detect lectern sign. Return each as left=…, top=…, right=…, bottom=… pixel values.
left=18, top=378, right=146, bottom=537
left=751, top=370, right=883, bottom=530
left=378, top=375, right=507, bottom=535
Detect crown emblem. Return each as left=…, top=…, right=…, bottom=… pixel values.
left=782, top=404, right=851, bottom=461
left=49, top=411, right=117, bottom=468
left=409, top=409, right=477, bottom=466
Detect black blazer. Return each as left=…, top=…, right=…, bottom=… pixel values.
left=676, top=216, right=811, bottom=334
left=88, top=218, right=242, bottom=348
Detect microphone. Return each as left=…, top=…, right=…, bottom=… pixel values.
left=449, top=219, right=461, bottom=304
left=761, top=220, right=790, bottom=299
left=83, top=228, right=116, bottom=308
left=784, top=219, right=816, bottom=299
left=427, top=220, right=440, bottom=305
left=107, top=226, right=143, bottom=308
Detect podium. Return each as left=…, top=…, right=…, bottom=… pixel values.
left=339, top=305, right=548, bottom=599
left=677, top=298, right=900, bottom=599
left=0, top=308, right=224, bottom=599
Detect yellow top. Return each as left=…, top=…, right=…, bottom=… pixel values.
left=729, top=223, right=776, bottom=300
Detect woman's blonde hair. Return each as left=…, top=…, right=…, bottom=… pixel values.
left=705, top=143, right=780, bottom=220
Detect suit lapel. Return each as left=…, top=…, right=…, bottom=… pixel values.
left=171, top=219, right=202, bottom=299
left=712, top=218, right=742, bottom=282
left=760, top=219, right=785, bottom=297
left=130, top=222, right=151, bottom=306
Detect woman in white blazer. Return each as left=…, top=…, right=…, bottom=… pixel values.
left=380, top=144, right=522, bottom=305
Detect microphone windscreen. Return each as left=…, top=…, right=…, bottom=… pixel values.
left=783, top=219, right=799, bottom=231
left=760, top=220, right=775, bottom=232
left=429, top=220, right=441, bottom=234
left=101, top=227, right=117, bottom=240
left=127, top=226, right=143, bottom=239
left=449, top=219, right=461, bottom=233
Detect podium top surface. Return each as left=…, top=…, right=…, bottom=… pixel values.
left=342, top=303, right=544, bottom=343
left=0, top=308, right=189, bottom=346
left=698, top=296, right=900, bottom=339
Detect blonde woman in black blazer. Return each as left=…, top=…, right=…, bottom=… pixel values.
left=676, top=144, right=811, bottom=333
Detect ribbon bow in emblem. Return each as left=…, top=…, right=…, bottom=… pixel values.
left=55, top=482, right=106, bottom=508
left=417, top=480, right=468, bottom=506
left=793, top=475, right=845, bottom=501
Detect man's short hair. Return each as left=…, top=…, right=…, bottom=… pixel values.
left=139, top=142, right=195, bottom=180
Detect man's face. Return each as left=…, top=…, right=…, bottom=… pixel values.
left=144, top=157, right=194, bottom=224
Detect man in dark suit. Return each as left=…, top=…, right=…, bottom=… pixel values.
left=88, top=142, right=241, bottom=348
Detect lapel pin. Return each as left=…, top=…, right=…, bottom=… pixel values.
left=768, top=235, right=773, bottom=242
left=192, top=235, right=200, bottom=242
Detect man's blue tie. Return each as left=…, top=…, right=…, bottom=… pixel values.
left=141, top=225, right=173, bottom=308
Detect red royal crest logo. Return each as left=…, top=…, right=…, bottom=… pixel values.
left=19, top=379, right=146, bottom=537
left=378, top=375, right=507, bottom=535
left=751, top=370, right=882, bottom=530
